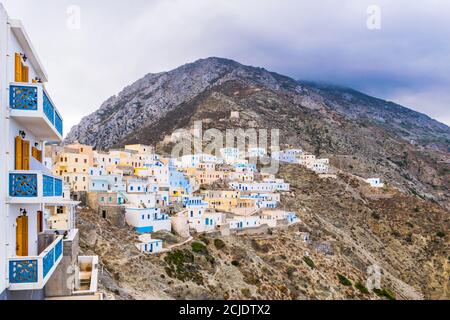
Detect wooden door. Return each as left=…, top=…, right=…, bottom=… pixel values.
left=15, top=136, right=23, bottom=170
left=16, top=216, right=28, bottom=256
left=37, top=211, right=43, bottom=233
left=22, top=140, right=30, bottom=170
left=15, top=53, right=22, bottom=82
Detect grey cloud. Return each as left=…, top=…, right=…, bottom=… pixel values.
left=2, top=0, right=449, bottom=135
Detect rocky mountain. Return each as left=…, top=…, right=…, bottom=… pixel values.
left=65, top=57, right=450, bottom=209
left=66, top=57, right=449, bottom=152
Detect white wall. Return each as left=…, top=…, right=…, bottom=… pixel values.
left=0, top=5, right=8, bottom=297
left=7, top=203, right=41, bottom=257
left=8, top=27, right=38, bottom=84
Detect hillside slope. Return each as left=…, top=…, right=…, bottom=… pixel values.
left=77, top=164, right=449, bottom=300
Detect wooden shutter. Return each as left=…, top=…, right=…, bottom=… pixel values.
left=15, top=136, right=23, bottom=170
left=15, top=53, right=22, bottom=82
left=37, top=211, right=43, bottom=233
left=16, top=216, right=28, bottom=256
left=22, top=140, right=30, bottom=170
left=22, top=66, right=29, bottom=82
left=32, top=146, right=38, bottom=160
left=37, top=149, right=42, bottom=162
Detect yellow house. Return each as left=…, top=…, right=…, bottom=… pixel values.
left=196, top=170, right=226, bottom=185
left=52, top=145, right=92, bottom=192
left=125, top=144, right=154, bottom=154
left=65, top=142, right=94, bottom=166
left=134, top=167, right=148, bottom=177
left=203, top=190, right=241, bottom=212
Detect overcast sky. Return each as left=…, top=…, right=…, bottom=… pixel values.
left=3, top=0, right=450, bottom=135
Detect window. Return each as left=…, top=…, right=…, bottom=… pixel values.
left=75, top=158, right=78, bottom=163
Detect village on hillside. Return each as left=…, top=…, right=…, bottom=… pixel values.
left=44, top=140, right=385, bottom=255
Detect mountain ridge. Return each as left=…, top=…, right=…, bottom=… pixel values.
left=66, top=57, right=450, bottom=150
left=65, top=57, right=450, bottom=209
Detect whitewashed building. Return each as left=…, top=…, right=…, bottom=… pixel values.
left=228, top=215, right=261, bottom=230
left=0, top=5, right=99, bottom=299
left=260, top=210, right=298, bottom=228
left=272, top=149, right=303, bottom=163
left=135, top=234, right=164, bottom=254
left=125, top=207, right=171, bottom=234
left=366, top=178, right=384, bottom=188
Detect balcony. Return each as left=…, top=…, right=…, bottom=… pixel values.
left=73, top=256, right=99, bottom=296
left=7, top=235, right=63, bottom=291
left=9, top=83, right=63, bottom=141
left=8, top=170, right=63, bottom=204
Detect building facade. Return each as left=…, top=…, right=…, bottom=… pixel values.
left=0, top=6, right=99, bottom=300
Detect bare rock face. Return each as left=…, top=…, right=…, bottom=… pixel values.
left=65, top=57, right=303, bottom=150
left=66, top=57, right=449, bottom=153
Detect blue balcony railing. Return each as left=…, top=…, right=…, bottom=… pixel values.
left=9, top=85, right=38, bottom=110
left=43, top=91, right=55, bottom=125
left=8, top=236, right=63, bottom=290
left=9, top=171, right=63, bottom=199
left=9, top=84, right=63, bottom=137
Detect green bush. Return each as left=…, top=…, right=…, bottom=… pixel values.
left=191, top=241, right=208, bottom=254
left=436, top=231, right=446, bottom=238
left=303, top=256, right=315, bottom=269
left=241, top=288, right=251, bottom=298
left=214, top=238, right=226, bottom=250
left=199, top=235, right=210, bottom=245
left=373, top=288, right=396, bottom=300
left=337, top=274, right=352, bottom=286
left=355, top=282, right=369, bottom=294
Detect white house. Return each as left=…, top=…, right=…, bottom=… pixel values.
left=188, top=211, right=225, bottom=233
left=228, top=215, right=261, bottom=230
left=248, top=147, right=266, bottom=158
left=220, top=148, right=241, bottom=164
left=127, top=179, right=147, bottom=193
left=125, top=207, right=171, bottom=234
left=229, top=179, right=290, bottom=192
left=272, top=149, right=303, bottom=163
left=260, top=210, right=298, bottom=227
left=366, top=178, right=384, bottom=188
left=135, top=234, right=164, bottom=254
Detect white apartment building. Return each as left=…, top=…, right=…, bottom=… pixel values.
left=0, top=5, right=99, bottom=299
